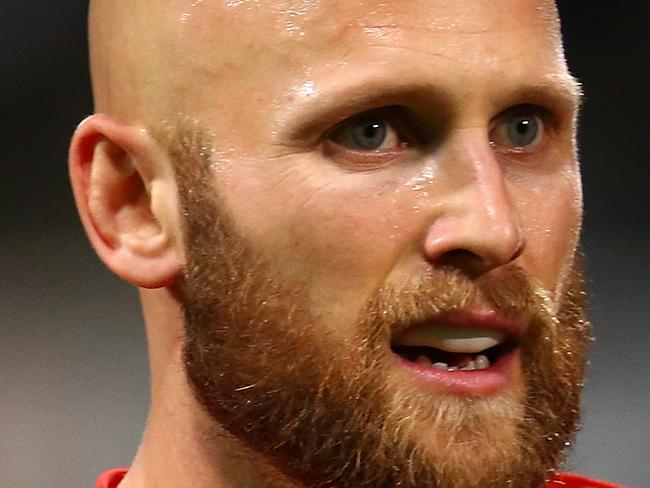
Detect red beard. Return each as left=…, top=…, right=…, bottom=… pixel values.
left=171, top=133, right=591, bottom=488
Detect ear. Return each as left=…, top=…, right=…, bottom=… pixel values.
left=69, top=114, right=184, bottom=289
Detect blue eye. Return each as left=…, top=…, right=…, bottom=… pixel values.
left=352, top=120, right=387, bottom=150
left=329, top=113, right=402, bottom=152
left=495, top=113, right=544, bottom=150
left=507, top=115, right=541, bottom=147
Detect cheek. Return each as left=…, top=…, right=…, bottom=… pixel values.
left=221, top=165, right=423, bottom=319
left=281, top=186, right=419, bottom=317
left=514, top=170, right=582, bottom=291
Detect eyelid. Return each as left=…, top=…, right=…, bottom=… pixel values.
left=322, top=106, right=419, bottom=171
left=276, top=82, right=444, bottom=146
left=323, top=141, right=410, bottom=172
left=492, top=104, right=557, bottom=132
left=325, top=106, right=421, bottom=148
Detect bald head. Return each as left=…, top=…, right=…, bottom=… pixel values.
left=89, top=0, right=172, bottom=122
left=89, top=0, right=324, bottom=123
left=75, top=2, right=592, bottom=487
left=88, top=0, right=570, bottom=134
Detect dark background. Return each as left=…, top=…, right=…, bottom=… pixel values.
left=1, top=2, right=648, bottom=487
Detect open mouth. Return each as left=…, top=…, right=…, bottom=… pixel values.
left=391, top=338, right=517, bottom=372
left=388, top=312, right=523, bottom=394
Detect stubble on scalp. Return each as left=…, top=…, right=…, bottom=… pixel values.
left=157, top=124, right=592, bottom=488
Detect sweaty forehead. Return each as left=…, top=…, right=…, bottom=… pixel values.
left=171, top=0, right=559, bottom=66
left=155, top=1, right=561, bottom=102
left=176, top=0, right=557, bottom=38
left=90, top=0, right=564, bottom=128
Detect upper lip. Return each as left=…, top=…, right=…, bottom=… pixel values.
left=392, top=308, right=526, bottom=343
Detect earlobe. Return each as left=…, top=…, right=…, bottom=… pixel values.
left=69, top=115, right=183, bottom=289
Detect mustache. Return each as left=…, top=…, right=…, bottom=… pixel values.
left=360, top=264, right=551, bottom=340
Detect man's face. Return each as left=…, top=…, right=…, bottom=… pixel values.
left=161, top=1, right=589, bottom=486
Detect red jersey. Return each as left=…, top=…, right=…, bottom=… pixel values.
left=96, top=469, right=626, bottom=488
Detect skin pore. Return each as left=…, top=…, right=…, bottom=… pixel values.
left=71, top=0, right=589, bottom=487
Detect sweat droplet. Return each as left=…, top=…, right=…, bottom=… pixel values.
left=299, top=80, right=316, bottom=97
left=405, top=165, right=436, bottom=191
left=180, top=0, right=206, bottom=23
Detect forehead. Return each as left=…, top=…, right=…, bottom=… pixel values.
left=177, top=0, right=558, bottom=39
left=173, top=0, right=560, bottom=56
left=158, top=0, right=569, bottom=136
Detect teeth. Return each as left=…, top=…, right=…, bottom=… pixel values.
left=475, top=354, right=490, bottom=370
left=395, top=326, right=505, bottom=354
left=415, top=355, right=432, bottom=366
left=409, top=355, right=491, bottom=372
left=459, top=360, right=476, bottom=371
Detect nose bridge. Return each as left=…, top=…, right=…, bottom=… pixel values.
left=424, top=132, right=525, bottom=272
left=469, top=142, right=519, bottom=238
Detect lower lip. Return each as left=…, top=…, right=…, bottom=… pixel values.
left=392, top=348, right=519, bottom=396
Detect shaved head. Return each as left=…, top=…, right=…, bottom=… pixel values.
left=89, top=0, right=174, bottom=121
left=77, top=2, right=590, bottom=487
left=88, top=0, right=570, bottom=129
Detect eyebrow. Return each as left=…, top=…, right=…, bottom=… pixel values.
left=278, top=80, right=446, bottom=142
left=507, top=73, right=584, bottom=113
left=275, top=73, right=583, bottom=143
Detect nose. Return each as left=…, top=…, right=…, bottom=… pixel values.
left=423, top=137, right=525, bottom=276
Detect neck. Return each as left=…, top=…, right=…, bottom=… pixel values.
left=119, top=288, right=293, bottom=488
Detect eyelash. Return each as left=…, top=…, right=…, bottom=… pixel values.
left=322, top=107, right=418, bottom=168
left=492, top=105, right=554, bottom=150
left=322, top=104, right=557, bottom=169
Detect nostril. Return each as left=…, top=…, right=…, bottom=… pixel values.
left=423, top=218, right=525, bottom=276
left=436, top=249, right=486, bottom=276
